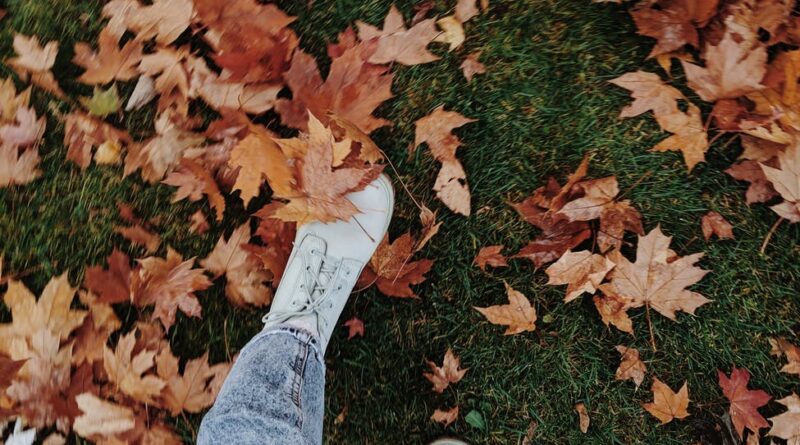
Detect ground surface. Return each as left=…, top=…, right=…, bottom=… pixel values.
left=1, top=0, right=799, bottom=444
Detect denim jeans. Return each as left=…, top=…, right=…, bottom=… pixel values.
left=198, top=325, right=325, bottom=445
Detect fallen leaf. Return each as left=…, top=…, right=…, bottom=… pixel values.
left=162, top=158, right=226, bottom=221
left=630, top=0, right=718, bottom=58
left=130, top=248, right=211, bottom=329
left=701, top=211, right=735, bottom=240
left=460, top=51, right=486, bottom=83
left=73, top=393, right=135, bottom=440
left=474, top=283, right=536, bottom=335
left=124, top=112, right=205, bottom=182
left=615, top=345, right=647, bottom=388
left=761, top=141, right=800, bottom=222
left=358, top=232, right=434, bottom=298
left=545, top=250, right=615, bottom=302
left=431, top=406, right=459, bottom=427
left=718, top=367, right=771, bottom=439
left=156, top=345, right=231, bottom=415
left=6, top=34, right=64, bottom=97
left=83, top=249, right=132, bottom=304
left=356, top=5, right=439, bottom=65
left=63, top=111, right=131, bottom=170
left=726, top=160, right=780, bottom=204
left=103, top=329, right=165, bottom=403
left=456, top=0, right=480, bottom=22
left=0, top=144, right=40, bottom=188
left=343, top=317, right=365, bottom=340
left=126, top=0, right=194, bottom=44
left=72, top=27, right=143, bottom=85
left=125, top=75, right=156, bottom=111
left=651, top=103, right=709, bottom=171
left=435, top=16, right=465, bottom=51
left=594, top=287, right=634, bottom=334
left=610, top=71, right=688, bottom=118
left=115, top=225, right=161, bottom=254
left=473, top=245, right=508, bottom=271
left=0, top=106, right=45, bottom=147
left=770, top=338, right=800, bottom=375
left=643, top=378, right=690, bottom=424
left=768, top=393, right=800, bottom=444
left=416, top=205, right=442, bottom=252
left=414, top=106, right=476, bottom=215
left=71, top=291, right=122, bottom=366
left=575, top=403, right=590, bottom=433
left=80, top=85, right=121, bottom=118
left=424, top=348, right=468, bottom=393
left=228, top=130, right=293, bottom=206
left=188, top=210, right=210, bottom=235
left=0, top=353, right=26, bottom=391
left=201, top=224, right=272, bottom=307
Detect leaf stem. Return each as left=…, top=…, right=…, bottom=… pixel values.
left=760, top=217, right=783, bottom=254
left=645, top=303, right=657, bottom=352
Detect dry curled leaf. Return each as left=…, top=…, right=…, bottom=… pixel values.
left=701, top=211, right=735, bottom=240
left=431, top=406, right=459, bottom=427
left=575, top=403, right=590, bottom=433
left=424, top=348, right=468, bottom=393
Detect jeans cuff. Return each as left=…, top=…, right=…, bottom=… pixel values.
left=255, top=324, right=323, bottom=362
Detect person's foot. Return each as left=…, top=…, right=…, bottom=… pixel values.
left=262, top=173, right=394, bottom=352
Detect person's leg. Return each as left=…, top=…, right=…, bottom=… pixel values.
left=197, top=325, right=325, bottom=445
left=198, top=174, right=394, bottom=445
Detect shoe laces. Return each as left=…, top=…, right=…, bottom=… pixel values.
left=262, top=248, right=342, bottom=340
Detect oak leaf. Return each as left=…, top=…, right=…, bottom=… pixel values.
left=701, top=211, right=735, bottom=240
left=103, top=329, right=165, bottom=403
left=344, top=317, right=365, bottom=340
left=424, top=348, right=468, bottom=393
left=130, top=248, right=211, bottom=329
left=546, top=250, right=614, bottom=302
left=72, top=27, right=142, bottom=85
left=615, top=345, right=646, bottom=388
left=768, top=393, right=800, bottom=445
left=643, top=378, right=690, bottom=424
left=358, top=232, right=434, bottom=298
left=602, top=226, right=710, bottom=321
left=414, top=106, right=476, bottom=215
left=474, top=283, right=537, bottom=335
left=356, top=4, right=440, bottom=66
left=431, top=406, right=459, bottom=427
left=473, top=245, right=508, bottom=271
left=718, top=367, right=771, bottom=439
left=6, top=34, right=64, bottom=97
left=761, top=141, right=800, bottom=222
left=0, top=144, right=40, bottom=188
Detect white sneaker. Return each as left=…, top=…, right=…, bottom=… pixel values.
left=262, top=173, right=394, bottom=353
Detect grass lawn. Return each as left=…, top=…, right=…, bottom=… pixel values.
left=1, top=0, right=799, bottom=443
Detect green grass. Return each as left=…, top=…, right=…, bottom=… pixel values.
left=2, top=0, right=800, bottom=443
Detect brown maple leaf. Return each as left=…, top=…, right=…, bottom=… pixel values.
left=474, top=283, right=537, bottom=335
left=358, top=232, right=434, bottom=298
left=356, top=4, right=440, bottom=66
left=276, top=39, right=393, bottom=134
left=719, top=367, right=771, bottom=439
left=631, top=0, right=719, bottom=58
left=155, top=344, right=231, bottom=415
left=770, top=338, right=800, bottom=375
left=424, top=348, right=468, bottom=393
left=72, top=27, right=142, bottom=85
left=6, top=34, right=64, bottom=97
left=414, top=106, right=476, bottom=216
left=768, top=393, right=800, bottom=444
left=228, top=128, right=293, bottom=206
left=270, top=114, right=383, bottom=226
left=0, top=144, right=40, bottom=187
left=615, top=345, right=647, bottom=388
left=73, top=393, right=135, bottom=440
left=603, top=226, right=710, bottom=321
left=545, top=250, right=615, bottom=302
left=0, top=106, right=45, bottom=147
left=681, top=18, right=767, bottom=102
left=130, top=248, right=212, bottom=330
left=651, top=103, right=710, bottom=171
left=138, top=47, right=192, bottom=115
left=189, top=210, right=210, bottom=235
left=431, top=406, right=459, bottom=427
left=115, top=225, right=161, bottom=254
left=473, top=245, right=508, bottom=271
left=246, top=209, right=296, bottom=283
left=701, top=211, right=735, bottom=240
left=72, top=291, right=121, bottom=367
left=761, top=141, right=800, bottom=222
left=594, top=287, right=635, bottom=335
left=104, top=329, right=165, bottom=404
left=643, top=378, right=690, bottom=424
left=610, top=71, right=688, bottom=118
left=461, top=51, right=486, bottom=83
left=162, top=158, right=226, bottom=221
left=201, top=224, right=273, bottom=307
left=416, top=205, right=442, bottom=252
left=598, top=200, right=644, bottom=252
left=726, top=159, right=780, bottom=204
left=343, top=317, right=365, bottom=340
left=124, top=111, right=205, bottom=182
left=84, top=249, right=132, bottom=304
left=63, top=111, right=131, bottom=170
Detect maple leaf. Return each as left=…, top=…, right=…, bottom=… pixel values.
left=276, top=41, right=394, bottom=134
left=130, top=248, right=211, bottom=329
left=610, top=71, right=688, bottom=118
left=0, top=144, right=40, bottom=188
left=155, top=345, right=231, bottom=415
left=603, top=226, right=710, bottom=321
left=162, top=158, right=226, bottom=221
left=431, top=406, right=459, bottom=427
left=73, top=393, right=135, bottom=440
left=228, top=129, right=293, bottom=206
left=6, top=34, right=64, bottom=97
left=80, top=85, right=121, bottom=118
left=329, top=114, right=385, bottom=164
left=104, top=329, right=165, bottom=403
left=356, top=4, right=440, bottom=66
left=726, top=160, right=780, bottom=204
left=72, top=27, right=142, bottom=85
left=0, top=353, right=26, bottom=391
left=115, top=225, right=161, bottom=254
left=414, top=106, right=476, bottom=215
left=0, top=106, right=45, bottom=147
left=768, top=393, right=800, bottom=445
left=681, top=18, right=767, bottom=102
left=461, top=51, right=486, bottom=83
left=598, top=200, right=644, bottom=252
left=630, top=0, right=719, bottom=58
left=424, top=348, right=468, bottom=393
left=651, top=103, right=710, bottom=171
left=435, top=16, right=466, bottom=51
left=343, top=317, right=365, bottom=340
left=473, top=245, right=508, bottom=271
left=270, top=114, right=383, bottom=225
left=358, top=232, right=434, bottom=298
left=72, top=291, right=121, bottom=367
left=761, top=141, right=800, bottom=222
left=770, top=338, right=800, bottom=375
left=474, top=283, right=537, bottom=335
left=201, top=224, right=273, bottom=307
left=701, top=211, right=735, bottom=240
left=615, top=345, right=646, bottom=388
left=124, top=112, right=205, bottom=182
left=128, top=0, right=194, bottom=44
left=189, top=210, right=210, bottom=235
left=594, top=286, right=634, bottom=334
left=245, top=210, right=296, bottom=283
left=718, top=367, right=771, bottom=439
left=643, top=378, right=690, bottom=424
left=0, top=77, right=32, bottom=122
left=63, top=111, right=131, bottom=170
left=575, top=403, right=590, bottom=433
left=546, top=250, right=615, bottom=302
